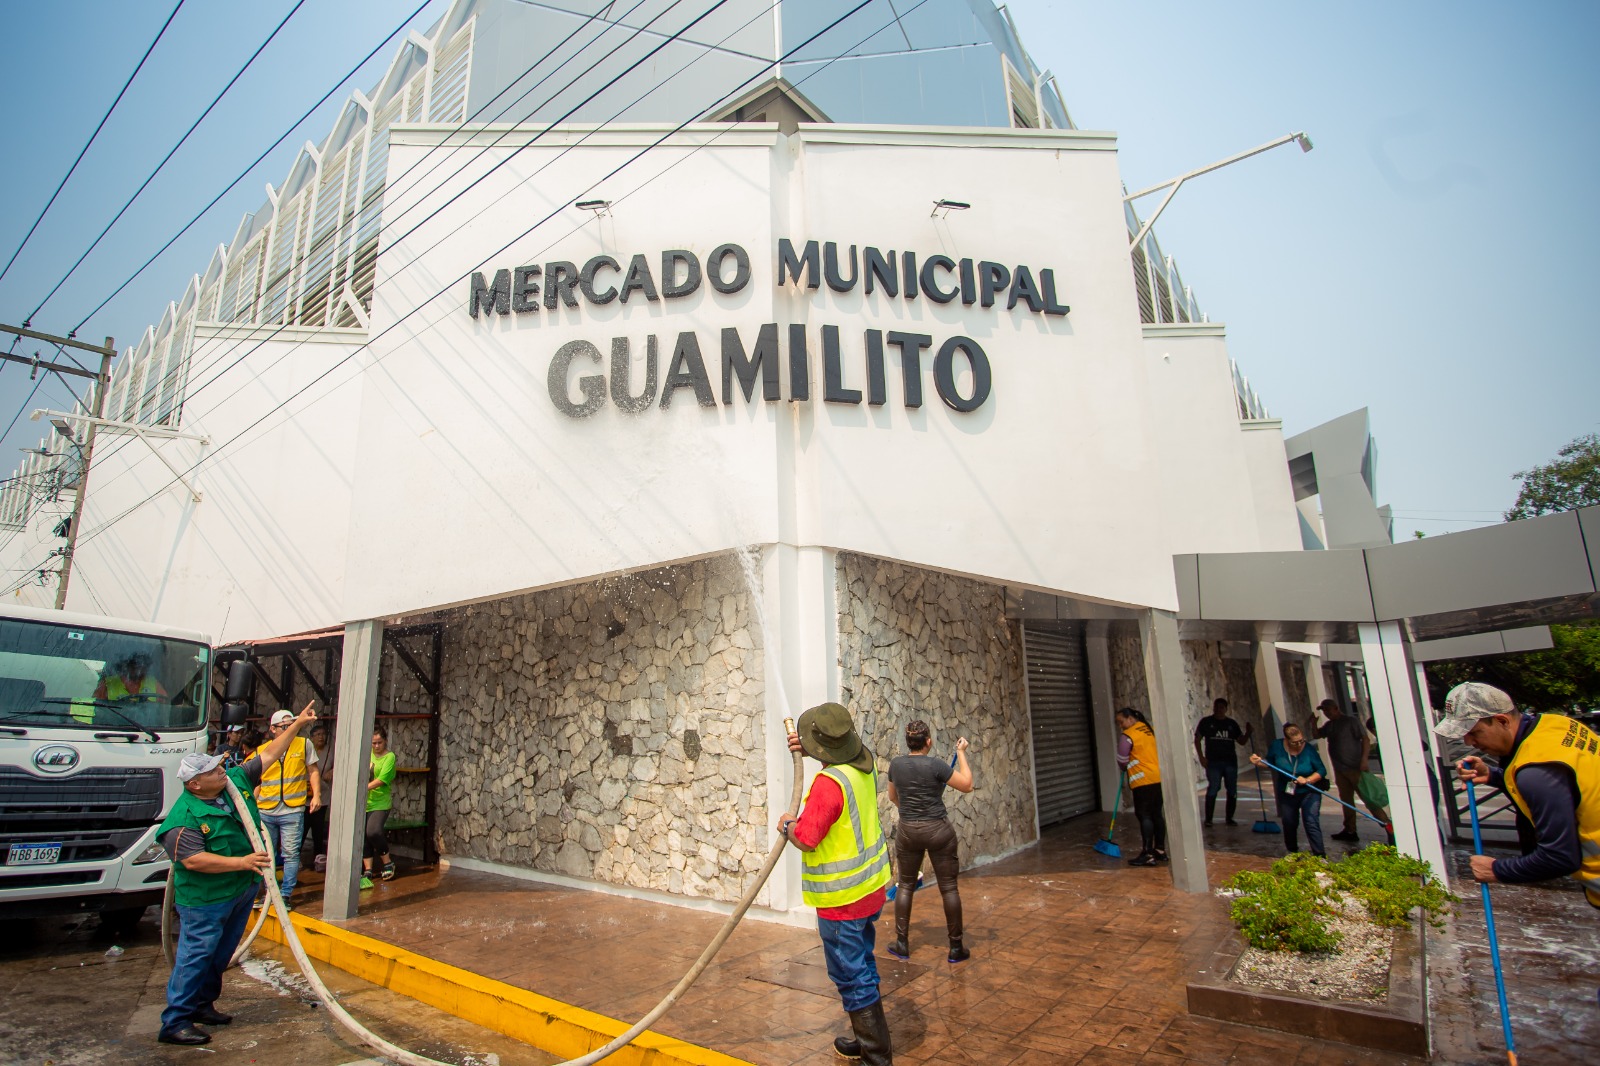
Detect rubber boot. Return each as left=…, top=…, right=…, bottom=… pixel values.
left=847, top=1000, right=892, bottom=1065
left=947, top=936, right=970, bottom=964
left=833, top=1033, right=862, bottom=1060
left=887, top=882, right=912, bottom=959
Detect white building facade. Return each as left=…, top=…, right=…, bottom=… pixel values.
left=1, top=1, right=1356, bottom=918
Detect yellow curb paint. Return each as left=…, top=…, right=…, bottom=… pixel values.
left=258, top=910, right=754, bottom=1066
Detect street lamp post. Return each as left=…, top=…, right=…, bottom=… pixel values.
left=1125, top=131, right=1313, bottom=252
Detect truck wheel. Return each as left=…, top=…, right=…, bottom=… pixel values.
left=99, top=905, right=148, bottom=939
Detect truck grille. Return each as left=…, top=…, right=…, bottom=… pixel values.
left=0, top=767, right=165, bottom=862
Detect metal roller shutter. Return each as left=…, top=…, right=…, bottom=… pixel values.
left=1026, top=623, right=1099, bottom=827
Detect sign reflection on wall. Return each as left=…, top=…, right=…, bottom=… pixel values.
left=468, top=240, right=1069, bottom=419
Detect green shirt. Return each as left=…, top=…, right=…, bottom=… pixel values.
left=367, top=750, right=396, bottom=812
left=155, top=765, right=263, bottom=907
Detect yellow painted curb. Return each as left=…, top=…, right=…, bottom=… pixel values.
left=257, top=910, right=754, bottom=1066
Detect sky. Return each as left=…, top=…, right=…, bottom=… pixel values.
left=0, top=0, right=1595, bottom=540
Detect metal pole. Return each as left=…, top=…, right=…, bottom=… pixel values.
left=55, top=342, right=113, bottom=610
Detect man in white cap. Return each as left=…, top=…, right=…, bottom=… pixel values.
left=1439, top=681, right=1599, bottom=908
left=254, top=708, right=322, bottom=906
left=153, top=701, right=316, bottom=1046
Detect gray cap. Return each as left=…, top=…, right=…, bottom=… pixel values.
left=1433, top=682, right=1516, bottom=740
left=177, top=752, right=225, bottom=782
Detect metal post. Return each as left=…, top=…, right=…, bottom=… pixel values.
left=324, top=620, right=383, bottom=921
left=55, top=342, right=113, bottom=610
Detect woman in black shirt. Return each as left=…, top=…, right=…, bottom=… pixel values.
left=886, top=720, right=973, bottom=963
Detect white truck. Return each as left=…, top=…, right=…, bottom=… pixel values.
left=0, top=604, right=227, bottom=936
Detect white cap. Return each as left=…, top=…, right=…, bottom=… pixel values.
left=177, top=752, right=225, bottom=782
left=270, top=710, right=295, bottom=727
left=1433, top=682, right=1517, bottom=740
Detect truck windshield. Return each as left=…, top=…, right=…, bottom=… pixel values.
left=0, top=618, right=209, bottom=734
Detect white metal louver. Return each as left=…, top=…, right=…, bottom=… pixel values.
left=429, top=22, right=473, bottom=124
left=1025, top=623, right=1100, bottom=828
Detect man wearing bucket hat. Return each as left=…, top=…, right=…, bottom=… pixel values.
left=1439, top=682, right=1600, bottom=908
left=153, top=701, right=317, bottom=1046
left=777, top=702, right=894, bottom=1064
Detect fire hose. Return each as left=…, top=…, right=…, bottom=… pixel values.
left=161, top=718, right=805, bottom=1065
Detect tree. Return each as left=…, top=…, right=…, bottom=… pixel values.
left=1505, top=432, right=1600, bottom=521
left=1427, top=621, right=1600, bottom=714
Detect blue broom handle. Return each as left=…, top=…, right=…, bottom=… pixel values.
left=1464, top=770, right=1517, bottom=1063
left=1258, top=758, right=1388, bottom=827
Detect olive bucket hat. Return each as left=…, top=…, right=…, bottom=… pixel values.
left=796, top=702, right=875, bottom=773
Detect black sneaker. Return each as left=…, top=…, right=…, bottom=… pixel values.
left=1153, top=851, right=1170, bottom=864
left=1128, top=853, right=1157, bottom=867
left=1225, top=819, right=1239, bottom=826
left=157, top=1025, right=210, bottom=1046
left=1330, top=830, right=1360, bottom=842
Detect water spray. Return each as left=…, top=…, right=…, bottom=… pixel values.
left=162, top=715, right=804, bottom=1065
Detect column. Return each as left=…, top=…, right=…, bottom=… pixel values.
left=1252, top=640, right=1288, bottom=736
left=1303, top=653, right=1334, bottom=772
left=1085, top=622, right=1121, bottom=812
left=1358, top=621, right=1448, bottom=884
left=1141, top=609, right=1206, bottom=892
left=323, top=619, right=383, bottom=921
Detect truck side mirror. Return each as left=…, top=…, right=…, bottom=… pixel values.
left=221, top=701, right=249, bottom=727
left=223, top=660, right=254, bottom=702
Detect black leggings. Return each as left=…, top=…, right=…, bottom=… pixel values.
left=893, top=818, right=963, bottom=942
left=1131, top=783, right=1167, bottom=856
left=363, top=809, right=390, bottom=862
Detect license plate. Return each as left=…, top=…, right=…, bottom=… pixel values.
left=7, top=843, right=62, bottom=866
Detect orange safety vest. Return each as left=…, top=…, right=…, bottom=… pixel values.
left=1124, top=721, right=1161, bottom=787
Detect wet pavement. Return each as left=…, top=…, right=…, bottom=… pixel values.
left=0, top=906, right=557, bottom=1065
left=278, top=786, right=1600, bottom=1066
left=10, top=787, right=1591, bottom=1066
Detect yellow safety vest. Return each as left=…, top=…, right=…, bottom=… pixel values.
left=1503, top=714, right=1600, bottom=909
left=800, top=765, right=891, bottom=909
left=257, top=736, right=312, bottom=810
left=1124, top=721, right=1162, bottom=787
left=72, top=675, right=161, bottom=723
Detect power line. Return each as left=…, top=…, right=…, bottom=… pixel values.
left=64, top=0, right=888, bottom=562
left=58, top=0, right=676, bottom=486
left=70, top=0, right=433, bottom=336
left=0, top=1, right=185, bottom=290
left=26, top=0, right=311, bottom=324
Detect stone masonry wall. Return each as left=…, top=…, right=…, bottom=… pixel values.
left=835, top=553, right=1036, bottom=867
left=430, top=554, right=769, bottom=904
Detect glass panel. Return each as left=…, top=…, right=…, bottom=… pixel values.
left=0, top=618, right=210, bottom=733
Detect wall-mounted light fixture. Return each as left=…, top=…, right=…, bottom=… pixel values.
left=575, top=199, right=611, bottom=216
left=930, top=199, right=971, bottom=219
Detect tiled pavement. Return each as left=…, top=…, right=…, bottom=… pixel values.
left=286, top=794, right=1595, bottom=1065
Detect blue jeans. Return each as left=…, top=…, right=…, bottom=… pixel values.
left=161, top=884, right=257, bottom=1034
left=1205, top=759, right=1238, bottom=822
left=817, top=909, right=882, bottom=1012
left=259, top=809, right=305, bottom=897
left=1278, top=788, right=1326, bottom=856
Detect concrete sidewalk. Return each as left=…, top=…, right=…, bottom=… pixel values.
left=281, top=797, right=1596, bottom=1066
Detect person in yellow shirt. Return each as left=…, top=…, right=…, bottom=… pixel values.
left=93, top=652, right=168, bottom=702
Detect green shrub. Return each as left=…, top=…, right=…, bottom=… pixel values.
left=1224, top=858, right=1341, bottom=953
left=1222, top=845, right=1455, bottom=953
left=1327, top=844, right=1456, bottom=930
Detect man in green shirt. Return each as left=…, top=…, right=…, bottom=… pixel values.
left=155, top=702, right=316, bottom=1046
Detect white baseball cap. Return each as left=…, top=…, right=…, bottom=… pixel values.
left=270, top=709, right=295, bottom=727
left=177, top=752, right=225, bottom=782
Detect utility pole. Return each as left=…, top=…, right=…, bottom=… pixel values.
left=0, top=324, right=115, bottom=610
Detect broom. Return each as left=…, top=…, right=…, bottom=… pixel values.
left=1251, top=764, right=1281, bottom=833
left=1093, top=772, right=1126, bottom=857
